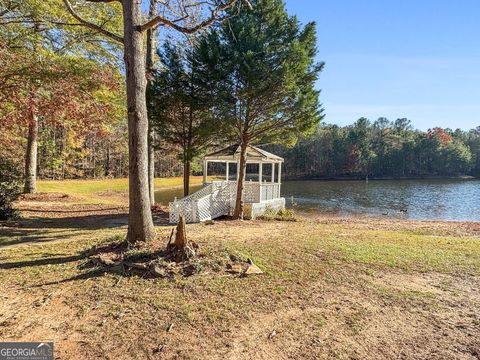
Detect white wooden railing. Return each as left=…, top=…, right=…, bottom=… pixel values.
left=169, top=181, right=282, bottom=223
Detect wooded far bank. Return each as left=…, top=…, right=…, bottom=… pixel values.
left=3, top=116, right=479, bottom=181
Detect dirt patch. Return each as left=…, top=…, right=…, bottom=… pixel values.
left=1, top=266, right=478, bottom=360
left=220, top=268, right=480, bottom=360
left=304, top=213, right=480, bottom=238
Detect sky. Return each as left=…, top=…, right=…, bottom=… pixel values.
left=284, top=0, right=480, bottom=130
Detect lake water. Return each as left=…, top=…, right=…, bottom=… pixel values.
left=282, top=179, right=480, bottom=221
left=155, top=179, right=480, bottom=222
left=155, top=185, right=202, bottom=205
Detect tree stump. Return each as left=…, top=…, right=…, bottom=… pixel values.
left=169, top=215, right=197, bottom=262
left=174, top=215, right=187, bottom=249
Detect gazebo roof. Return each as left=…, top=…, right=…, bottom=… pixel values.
left=204, top=144, right=284, bottom=162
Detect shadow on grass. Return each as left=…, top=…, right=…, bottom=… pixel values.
left=0, top=213, right=128, bottom=248
left=0, top=240, right=127, bottom=270
left=0, top=254, right=88, bottom=269
left=20, top=207, right=125, bottom=214
left=0, top=228, right=88, bottom=247
left=31, top=244, right=182, bottom=287
left=0, top=206, right=173, bottom=248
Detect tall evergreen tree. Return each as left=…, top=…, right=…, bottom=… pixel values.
left=150, top=41, right=217, bottom=196
left=198, top=0, right=323, bottom=218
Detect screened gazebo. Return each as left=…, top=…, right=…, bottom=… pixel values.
left=169, top=145, right=285, bottom=223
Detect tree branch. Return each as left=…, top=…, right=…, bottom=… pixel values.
left=139, top=0, right=251, bottom=33
left=62, top=0, right=124, bottom=44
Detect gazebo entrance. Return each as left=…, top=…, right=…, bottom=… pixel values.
left=169, top=145, right=286, bottom=223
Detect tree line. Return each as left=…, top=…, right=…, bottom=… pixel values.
left=272, top=118, right=480, bottom=179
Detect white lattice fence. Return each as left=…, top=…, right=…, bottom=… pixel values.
left=251, top=198, right=286, bottom=219
left=169, top=183, right=215, bottom=223
left=211, top=183, right=233, bottom=218
left=244, top=182, right=260, bottom=203
left=169, top=199, right=197, bottom=223
left=196, top=197, right=212, bottom=222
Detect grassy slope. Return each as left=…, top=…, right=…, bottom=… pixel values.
left=35, top=176, right=204, bottom=205
left=1, top=179, right=479, bottom=359
left=37, top=177, right=204, bottom=194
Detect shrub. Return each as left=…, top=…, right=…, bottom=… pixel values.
left=0, top=159, right=21, bottom=220
left=259, top=207, right=297, bottom=222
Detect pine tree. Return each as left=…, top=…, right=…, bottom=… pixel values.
left=150, top=41, right=217, bottom=196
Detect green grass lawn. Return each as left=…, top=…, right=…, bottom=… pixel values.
left=34, top=176, right=204, bottom=205
left=37, top=176, right=204, bottom=194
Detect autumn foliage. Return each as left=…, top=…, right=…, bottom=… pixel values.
left=0, top=41, right=124, bottom=172
left=427, top=127, right=453, bottom=145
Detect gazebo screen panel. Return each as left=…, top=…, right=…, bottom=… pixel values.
left=245, top=163, right=259, bottom=182
left=207, top=162, right=227, bottom=181
left=262, top=163, right=273, bottom=182
left=228, top=163, right=238, bottom=181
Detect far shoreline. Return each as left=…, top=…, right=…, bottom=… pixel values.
left=283, top=175, right=478, bottom=181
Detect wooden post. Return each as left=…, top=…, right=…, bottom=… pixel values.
left=226, top=162, right=229, bottom=181
left=203, top=160, right=208, bottom=184
left=278, top=162, right=282, bottom=200
left=271, top=163, right=275, bottom=183
left=258, top=162, right=263, bottom=201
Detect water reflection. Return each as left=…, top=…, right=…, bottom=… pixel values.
left=282, top=179, right=480, bottom=221
left=154, top=184, right=203, bottom=205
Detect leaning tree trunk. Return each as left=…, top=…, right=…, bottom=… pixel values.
left=233, top=141, right=248, bottom=219
left=183, top=160, right=191, bottom=196
left=146, top=0, right=157, bottom=207
left=123, top=0, right=155, bottom=243
left=24, top=109, right=38, bottom=194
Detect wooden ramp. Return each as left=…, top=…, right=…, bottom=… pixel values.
left=169, top=181, right=235, bottom=223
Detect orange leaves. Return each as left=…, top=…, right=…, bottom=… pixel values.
left=427, top=127, right=453, bottom=145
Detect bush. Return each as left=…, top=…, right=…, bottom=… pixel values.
left=259, top=207, right=297, bottom=222
left=0, top=159, right=21, bottom=220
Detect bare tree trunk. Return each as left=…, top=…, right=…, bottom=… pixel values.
left=233, top=141, right=248, bottom=219
left=105, top=144, right=111, bottom=177
left=123, top=0, right=155, bottom=243
left=146, top=0, right=157, bottom=207
left=148, top=128, right=155, bottom=205
left=24, top=109, right=38, bottom=194
left=183, top=160, right=190, bottom=196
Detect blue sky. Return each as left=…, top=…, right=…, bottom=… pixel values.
left=284, top=0, right=480, bottom=130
